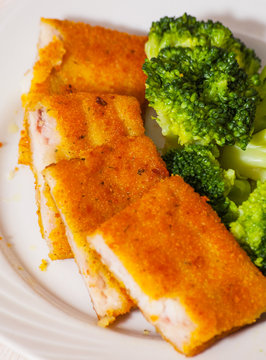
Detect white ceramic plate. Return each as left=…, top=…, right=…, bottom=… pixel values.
left=0, top=0, right=266, bottom=359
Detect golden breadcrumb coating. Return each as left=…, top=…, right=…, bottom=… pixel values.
left=43, top=136, right=168, bottom=322
left=41, top=183, right=73, bottom=260
left=19, top=92, right=144, bottom=166
left=19, top=18, right=147, bottom=166
left=32, top=37, right=66, bottom=85
left=24, top=18, right=147, bottom=105
left=18, top=93, right=144, bottom=260
left=43, top=136, right=168, bottom=242
left=39, top=259, right=48, bottom=272
left=91, top=175, right=266, bottom=356
left=19, top=18, right=147, bottom=259
left=18, top=126, right=31, bottom=166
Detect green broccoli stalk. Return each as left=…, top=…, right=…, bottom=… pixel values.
left=230, top=181, right=266, bottom=274
left=162, top=145, right=238, bottom=224
left=220, top=129, right=266, bottom=182
left=143, top=46, right=259, bottom=150
left=227, top=179, right=251, bottom=205
left=145, top=13, right=260, bottom=75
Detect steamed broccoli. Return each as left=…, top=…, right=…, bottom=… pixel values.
left=220, top=129, right=266, bottom=182
left=230, top=181, right=266, bottom=274
left=143, top=46, right=259, bottom=149
left=227, top=179, right=251, bottom=205
left=162, top=145, right=238, bottom=223
left=145, top=14, right=266, bottom=274
left=254, top=66, right=266, bottom=132
left=145, top=13, right=260, bottom=75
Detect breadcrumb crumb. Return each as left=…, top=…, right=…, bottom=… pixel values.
left=97, top=316, right=115, bottom=328
left=143, top=329, right=151, bottom=335
left=39, top=259, right=49, bottom=271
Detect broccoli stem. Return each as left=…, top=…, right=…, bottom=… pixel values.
left=220, top=129, right=266, bottom=182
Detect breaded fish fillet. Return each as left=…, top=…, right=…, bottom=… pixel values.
left=88, top=175, right=266, bottom=356
left=19, top=93, right=144, bottom=259
left=22, top=18, right=147, bottom=105
left=43, top=136, right=168, bottom=325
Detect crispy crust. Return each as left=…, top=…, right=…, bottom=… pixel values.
left=92, top=176, right=266, bottom=355
left=42, top=183, right=73, bottom=260
left=32, top=36, right=66, bottom=85
left=18, top=93, right=145, bottom=260
left=42, top=93, right=144, bottom=158
left=20, top=19, right=147, bottom=164
left=43, top=136, right=168, bottom=322
left=19, top=18, right=147, bottom=260
left=19, top=92, right=144, bottom=167
left=18, top=111, right=32, bottom=166
left=25, top=18, right=147, bottom=105
left=27, top=167, right=73, bottom=260
left=43, top=136, right=168, bottom=242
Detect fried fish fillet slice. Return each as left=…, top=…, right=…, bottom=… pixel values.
left=88, top=175, right=266, bottom=356
left=22, top=18, right=147, bottom=106
left=43, top=136, right=168, bottom=325
left=19, top=93, right=144, bottom=260
left=19, top=93, right=144, bottom=166
left=19, top=18, right=147, bottom=169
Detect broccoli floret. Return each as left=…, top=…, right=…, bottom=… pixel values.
left=254, top=66, right=266, bottom=132
left=227, top=179, right=251, bottom=205
left=220, top=129, right=266, bottom=182
left=143, top=46, right=259, bottom=149
left=162, top=145, right=238, bottom=223
left=146, top=13, right=260, bottom=75
left=230, top=181, right=266, bottom=274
